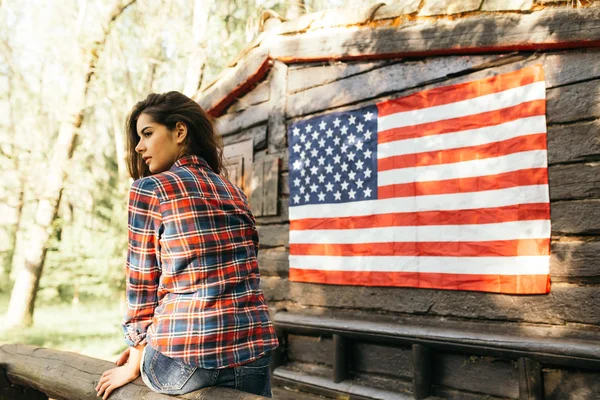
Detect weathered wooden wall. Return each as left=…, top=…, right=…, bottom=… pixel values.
left=209, top=3, right=600, bottom=398
left=216, top=47, right=600, bottom=398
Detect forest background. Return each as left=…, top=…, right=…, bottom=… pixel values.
left=0, top=0, right=379, bottom=360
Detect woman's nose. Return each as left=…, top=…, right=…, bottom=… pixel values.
left=135, top=140, right=144, bottom=153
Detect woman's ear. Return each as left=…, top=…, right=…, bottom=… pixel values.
left=174, top=122, right=188, bottom=144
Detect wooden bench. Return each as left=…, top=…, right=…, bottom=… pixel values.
left=0, top=344, right=268, bottom=400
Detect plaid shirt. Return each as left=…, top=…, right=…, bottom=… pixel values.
left=121, top=155, right=278, bottom=368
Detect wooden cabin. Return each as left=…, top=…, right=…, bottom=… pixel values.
left=195, top=2, right=600, bottom=399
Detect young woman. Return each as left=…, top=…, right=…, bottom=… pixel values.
left=95, top=92, right=279, bottom=399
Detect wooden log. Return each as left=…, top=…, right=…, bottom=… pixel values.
left=269, top=7, right=600, bottom=62
left=0, top=366, right=47, bottom=400
left=257, top=223, right=289, bottom=248
left=197, top=47, right=271, bottom=117
left=551, top=240, right=600, bottom=282
left=549, top=163, right=600, bottom=201
left=518, top=358, right=543, bottom=400
left=267, top=61, right=288, bottom=153
left=287, top=60, right=392, bottom=94
left=260, top=276, right=289, bottom=302
left=0, top=344, right=266, bottom=400
left=286, top=282, right=600, bottom=325
left=285, top=55, right=500, bottom=118
left=221, top=124, right=267, bottom=151
left=352, top=342, right=413, bottom=379
left=257, top=247, right=289, bottom=277
left=547, top=79, right=600, bottom=124
left=216, top=101, right=270, bottom=136
left=551, top=199, right=600, bottom=235
left=227, top=80, right=269, bottom=113
left=547, top=120, right=600, bottom=165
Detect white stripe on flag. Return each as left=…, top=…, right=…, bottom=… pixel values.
left=378, top=150, right=547, bottom=186
left=288, top=185, right=549, bottom=220
left=377, top=116, right=547, bottom=158
left=378, top=81, right=546, bottom=132
left=290, top=220, right=550, bottom=243
left=289, top=255, right=550, bottom=275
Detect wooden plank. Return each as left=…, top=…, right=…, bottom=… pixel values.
left=549, top=163, right=600, bottom=201
left=433, top=353, right=519, bottom=398
left=287, top=334, right=334, bottom=366
left=287, top=282, right=600, bottom=325
left=197, top=47, right=271, bottom=117
left=542, top=48, right=600, bottom=88
left=518, top=358, right=543, bottom=400
left=216, top=101, right=270, bottom=136
left=268, top=61, right=288, bottom=153
left=544, top=368, right=600, bottom=400
left=310, top=4, right=387, bottom=31
left=286, top=55, right=501, bottom=118
left=551, top=240, right=600, bottom=282
left=227, top=80, right=270, bottom=113
left=551, top=199, right=600, bottom=235
left=547, top=120, right=600, bottom=165
left=373, top=0, right=421, bottom=20
left=412, top=344, right=432, bottom=399
left=222, top=139, right=253, bottom=195
left=250, top=159, right=264, bottom=216
left=287, top=60, right=392, bottom=94
left=221, top=124, right=267, bottom=151
left=547, top=79, right=600, bottom=124
left=257, top=247, right=288, bottom=277
left=270, top=7, right=600, bottom=62
left=263, top=156, right=280, bottom=216
left=352, top=342, right=413, bottom=379
left=256, top=197, right=289, bottom=224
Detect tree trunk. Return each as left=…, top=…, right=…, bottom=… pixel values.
left=4, top=0, right=138, bottom=329
left=183, top=0, right=209, bottom=97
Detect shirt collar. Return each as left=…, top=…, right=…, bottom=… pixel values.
left=171, top=155, right=211, bottom=171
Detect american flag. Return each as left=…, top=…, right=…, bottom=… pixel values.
left=287, top=65, right=551, bottom=294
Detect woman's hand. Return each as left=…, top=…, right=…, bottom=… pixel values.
left=95, top=365, right=139, bottom=399
left=96, top=344, right=145, bottom=399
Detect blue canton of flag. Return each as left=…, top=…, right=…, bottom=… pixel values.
left=288, top=105, right=379, bottom=206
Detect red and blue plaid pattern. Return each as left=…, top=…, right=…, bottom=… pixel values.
left=122, top=155, right=278, bottom=368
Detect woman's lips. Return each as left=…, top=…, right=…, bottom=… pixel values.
left=144, top=157, right=152, bottom=164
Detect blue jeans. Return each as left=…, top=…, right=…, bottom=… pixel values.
left=140, top=345, right=272, bottom=397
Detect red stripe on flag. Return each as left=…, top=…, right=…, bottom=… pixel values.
left=290, top=238, right=550, bottom=257
left=378, top=168, right=548, bottom=199
left=289, top=269, right=550, bottom=294
left=378, top=100, right=546, bottom=143
left=289, top=203, right=550, bottom=230
left=378, top=133, right=547, bottom=171
left=377, top=65, right=544, bottom=117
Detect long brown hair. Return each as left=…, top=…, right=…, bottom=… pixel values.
left=125, top=91, right=226, bottom=180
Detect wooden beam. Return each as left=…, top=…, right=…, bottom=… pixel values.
left=270, top=7, right=600, bottom=63
left=274, top=311, right=600, bottom=370
left=197, top=48, right=272, bottom=117
left=518, top=358, right=543, bottom=400
left=412, top=344, right=432, bottom=399
left=267, top=61, right=288, bottom=153
left=0, top=344, right=267, bottom=400
left=332, top=334, right=349, bottom=383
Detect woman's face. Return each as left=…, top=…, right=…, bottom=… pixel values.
left=135, top=113, right=186, bottom=175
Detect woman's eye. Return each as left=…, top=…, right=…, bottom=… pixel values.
left=143, top=132, right=152, bottom=138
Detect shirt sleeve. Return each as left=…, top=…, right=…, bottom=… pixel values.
left=121, top=178, right=162, bottom=347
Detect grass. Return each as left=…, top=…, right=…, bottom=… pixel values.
left=0, top=293, right=127, bottom=361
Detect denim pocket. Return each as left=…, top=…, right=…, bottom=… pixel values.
left=236, top=354, right=272, bottom=397
left=146, top=347, right=197, bottom=392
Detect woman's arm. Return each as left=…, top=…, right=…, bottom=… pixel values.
left=121, top=178, right=162, bottom=347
